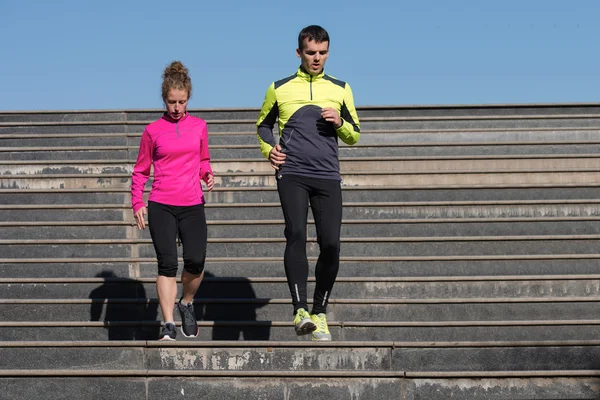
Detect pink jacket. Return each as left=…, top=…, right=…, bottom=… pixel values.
left=131, top=113, right=213, bottom=213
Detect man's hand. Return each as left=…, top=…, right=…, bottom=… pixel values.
left=321, top=107, right=342, bottom=129
left=269, top=144, right=286, bottom=171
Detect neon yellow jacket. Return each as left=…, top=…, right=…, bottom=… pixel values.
left=256, top=67, right=360, bottom=180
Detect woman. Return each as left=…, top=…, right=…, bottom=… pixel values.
left=131, top=61, right=214, bottom=341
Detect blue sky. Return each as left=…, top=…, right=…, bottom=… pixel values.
left=1, top=0, right=598, bottom=110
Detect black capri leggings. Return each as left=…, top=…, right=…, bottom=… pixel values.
left=148, top=201, right=208, bottom=278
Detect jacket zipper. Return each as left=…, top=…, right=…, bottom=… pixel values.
left=309, top=75, right=313, bottom=100
left=176, top=120, right=180, bottom=138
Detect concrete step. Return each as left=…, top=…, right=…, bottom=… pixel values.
left=0, top=236, right=598, bottom=259
left=4, top=128, right=600, bottom=149
left=0, top=148, right=132, bottom=161
left=3, top=257, right=600, bottom=278
left=1, top=320, right=600, bottom=341
left=4, top=218, right=600, bottom=239
left=5, top=200, right=600, bottom=221
left=0, top=374, right=597, bottom=400
left=3, top=104, right=600, bottom=120
left=3, top=200, right=600, bottom=220
left=2, top=341, right=600, bottom=373
left=0, top=134, right=128, bottom=147
left=4, top=113, right=600, bottom=135
left=3, top=296, right=600, bottom=323
left=2, top=104, right=598, bottom=123
left=1, top=171, right=410, bottom=189
left=5, top=143, right=600, bottom=161
left=1, top=374, right=597, bottom=400
left=4, top=170, right=600, bottom=190
left=2, top=185, right=600, bottom=205
left=0, top=109, right=261, bottom=123
left=3, top=155, right=600, bottom=175
left=3, top=276, right=600, bottom=299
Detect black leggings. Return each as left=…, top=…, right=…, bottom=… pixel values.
left=148, top=201, right=208, bottom=278
left=277, top=174, right=342, bottom=315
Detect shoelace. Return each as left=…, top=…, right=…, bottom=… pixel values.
left=180, top=303, right=196, bottom=324
left=317, top=316, right=327, bottom=330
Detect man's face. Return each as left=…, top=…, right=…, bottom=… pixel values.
left=297, top=38, right=329, bottom=75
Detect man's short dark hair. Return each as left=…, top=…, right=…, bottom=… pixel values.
left=298, top=25, right=330, bottom=50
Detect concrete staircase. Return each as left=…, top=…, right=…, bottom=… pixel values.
left=2, top=105, right=600, bottom=399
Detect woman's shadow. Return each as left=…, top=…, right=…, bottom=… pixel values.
left=89, top=270, right=159, bottom=340
left=195, top=271, right=271, bottom=340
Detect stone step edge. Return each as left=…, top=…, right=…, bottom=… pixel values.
left=3, top=297, right=600, bottom=306
left=2, top=217, right=600, bottom=228
left=7, top=140, right=600, bottom=152
left=4, top=154, right=600, bottom=165
left=3, top=113, right=600, bottom=127
left=2, top=369, right=595, bottom=378
left=2, top=319, right=600, bottom=328
left=3, top=234, right=600, bottom=245
left=4, top=127, right=600, bottom=141
left=2, top=254, right=600, bottom=264
left=4, top=199, right=600, bottom=209
left=2, top=183, right=600, bottom=194
left=5, top=169, right=600, bottom=178
left=3, top=274, right=600, bottom=284
left=4, top=339, right=600, bottom=348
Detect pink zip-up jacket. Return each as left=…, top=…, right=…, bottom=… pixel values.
left=131, top=113, right=213, bottom=213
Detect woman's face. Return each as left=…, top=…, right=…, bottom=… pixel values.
left=164, top=88, right=188, bottom=120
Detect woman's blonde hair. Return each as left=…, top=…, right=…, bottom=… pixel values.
left=161, top=61, right=192, bottom=101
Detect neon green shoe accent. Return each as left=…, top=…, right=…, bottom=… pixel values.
left=293, top=308, right=316, bottom=336
left=310, top=313, right=332, bottom=341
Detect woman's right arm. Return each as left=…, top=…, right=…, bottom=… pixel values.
left=131, top=129, right=153, bottom=228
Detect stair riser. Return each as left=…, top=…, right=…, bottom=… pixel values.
left=4, top=220, right=600, bottom=239
left=6, top=203, right=600, bottom=221
left=0, top=377, right=595, bottom=400
left=2, top=346, right=599, bottom=372
left=1, top=240, right=599, bottom=259
left=5, top=117, right=600, bottom=135
left=2, top=302, right=599, bottom=323
left=1, top=325, right=600, bottom=341
left=4, top=171, right=600, bottom=189
left=6, top=144, right=598, bottom=161
left=3, top=259, right=600, bottom=279
left=2, top=187, right=599, bottom=206
left=2, top=280, right=600, bottom=299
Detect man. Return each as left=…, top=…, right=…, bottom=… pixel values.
left=256, top=25, right=360, bottom=341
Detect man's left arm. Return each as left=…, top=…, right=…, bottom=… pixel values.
left=336, top=83, right=360, bottom=145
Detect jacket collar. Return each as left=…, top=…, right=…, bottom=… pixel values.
left=161, top=112, right=189, bottom=124
left=297, top=66, right=325, bottom=81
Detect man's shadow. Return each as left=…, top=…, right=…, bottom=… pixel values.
left=195, top=271, right=271, bottom=340
left=89, top=270, right=159, bottom=340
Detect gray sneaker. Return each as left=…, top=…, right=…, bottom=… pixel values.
left=159, top=322, right=177, bottom=341
left=177, top=299, right=199, bottom=338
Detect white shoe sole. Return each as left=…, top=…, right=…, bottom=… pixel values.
left=295, top=318, right=317, bottom=336
left=180, top=326, right=199, bottom=338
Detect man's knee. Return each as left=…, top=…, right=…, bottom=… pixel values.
left=285, top=226, right=307, bottom=243
left=319, top=237, right=340, bottom=256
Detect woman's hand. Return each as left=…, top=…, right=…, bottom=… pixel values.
left=134, top=206, right=147, bottom=230
left=204, top=173, right=215, bottom=192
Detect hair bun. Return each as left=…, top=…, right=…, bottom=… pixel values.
left=163, top=61, right=189, bottom=78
